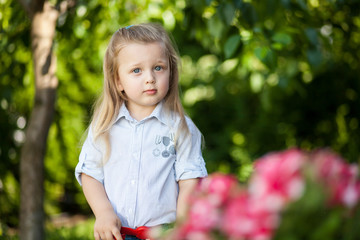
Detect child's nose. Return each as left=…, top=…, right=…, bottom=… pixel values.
left=146, top=71, right=156, bottom=84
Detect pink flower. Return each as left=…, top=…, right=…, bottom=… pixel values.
left=162, top=148, right=360, bottom=240
left=187, top=197, right=220, bottom=232
left=186, top=231, right=213, bottom=240
left=176, top=220, right=215, bottom=240
left=197, top=173, right=239, bottom=206
left=311, top=150, right=360, bottom=208
left=311, top=149, right=356, bottom=180
left=341, top=182, right=360, bottom=208
left=223, top=192, right=279, bottom=240
left=175, top=173, right=240, bottom=239
left=249, top=148, right=306, bottom=211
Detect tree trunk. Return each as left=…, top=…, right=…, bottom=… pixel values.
left=19, top=2, right=59, bottom=240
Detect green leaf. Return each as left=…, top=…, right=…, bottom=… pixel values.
left=224, top=34, right=241, bottom=58
left=207, top=15, right=224, bottom=39
left=254, top=46, right=277, bottom=70
left=272, top=32, right=292, bottom=46
left=254, top=46, right=268, bottom=61
left=312, top=210, right=342, bottom=239
left=239, top=2, right=257, bottom=26
left=296, top=0, right=308, bottom=10
left=205, top=0, right=213, bottom=6
left=305, top=28, right=318, bottom=46
left=307, top=49, right=323, bottom=68
left=220, top=2, right=236, bottom=25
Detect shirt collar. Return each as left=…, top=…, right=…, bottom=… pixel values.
left=115, top=101, right=170, bottom=126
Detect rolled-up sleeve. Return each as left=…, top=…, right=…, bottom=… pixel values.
left=75, top=129, right=104, bottom=185
left=175, top=117, right=208, bottom=181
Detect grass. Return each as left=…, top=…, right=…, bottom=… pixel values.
left=45, top=217, right=95, bottom=240
left=0, top=216, right=95, bottom=240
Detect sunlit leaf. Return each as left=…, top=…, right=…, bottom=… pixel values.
left=207, top=15, right=224, bottom=38
left=254, top=46, right=268, bottom=61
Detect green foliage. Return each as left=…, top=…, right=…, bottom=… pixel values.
left=177, top=0, right=360, bottom=177
left=43, top=218, right=95, bottom=240
left=0, top=0, right=30, bottom=228
left=1, top=0, right=360, bottom=234
left=0, top=217, right=95, bottom=240
left=274, top=180, right=360, bottom=240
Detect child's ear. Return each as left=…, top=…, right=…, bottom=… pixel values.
left=118, top=82, right=124, bottom=92
left=116, top=76, right=124, bottom=92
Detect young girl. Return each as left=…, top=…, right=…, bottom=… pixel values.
left=75, top=23, right=207, bottom=240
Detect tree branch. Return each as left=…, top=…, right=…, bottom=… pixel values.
left=56, top=0, right=76, bottom=15
left=18, top=0, right=46, bottom=18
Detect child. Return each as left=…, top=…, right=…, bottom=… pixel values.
left=75, top=23, right=208, bottom=240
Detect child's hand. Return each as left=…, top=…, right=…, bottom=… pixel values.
left=94, top=209, right=122, bottom=240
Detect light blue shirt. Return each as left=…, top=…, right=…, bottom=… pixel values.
left=75, top=102, right=207, bottom=228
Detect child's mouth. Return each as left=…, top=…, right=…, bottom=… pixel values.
left=144, top=89, right=157, bottom=95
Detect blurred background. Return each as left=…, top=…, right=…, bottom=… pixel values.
left=1, top=0, right=360, bottom=238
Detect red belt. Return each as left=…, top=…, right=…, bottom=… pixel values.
left=114, top=226, right=151, bottom=240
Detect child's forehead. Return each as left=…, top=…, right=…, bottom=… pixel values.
left=119, top=41, right=167, bottom=57
left=117, top=41, right=169, bottom=65
left=122, top=40, right=166, bottom=51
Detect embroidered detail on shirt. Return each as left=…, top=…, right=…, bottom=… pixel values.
left=153, top=148, right=161, bottom=157
left=153, top=133, right=176, bottom=158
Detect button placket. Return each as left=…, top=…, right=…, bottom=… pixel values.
left=126, top=122, right=143, bottom=226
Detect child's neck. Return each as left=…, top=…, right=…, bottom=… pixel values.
left=126, top=103, right=157, bottom=121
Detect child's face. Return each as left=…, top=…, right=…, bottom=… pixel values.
left=117, top=42, right=170, bottom=119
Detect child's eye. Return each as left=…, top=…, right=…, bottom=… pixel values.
left=133, top=68, right=140, bottom=73
left=154, top=66, right=162, bottom=71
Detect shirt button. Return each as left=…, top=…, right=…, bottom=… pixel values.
left=128, top=208, right=133, bottom=213
left=131, top=180, right=136, bottom=185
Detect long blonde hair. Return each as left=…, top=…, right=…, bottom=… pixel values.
left=90, top=23, right=188, bottom=161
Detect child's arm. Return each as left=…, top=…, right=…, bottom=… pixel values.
left=177, top=178, right=199, bottom=221
left=81, top=173, right=123, bottom=240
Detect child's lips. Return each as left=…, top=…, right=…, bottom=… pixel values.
left=144, top=89, right=157, bottom=95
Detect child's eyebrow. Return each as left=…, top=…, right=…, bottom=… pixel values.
left=156, top=59, right=168, bottom=64
left=128, top=62, right=141, bottom=67
left=125, top=58, right=168, bottom=69
left=156, top=56, right=170, bottom=62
